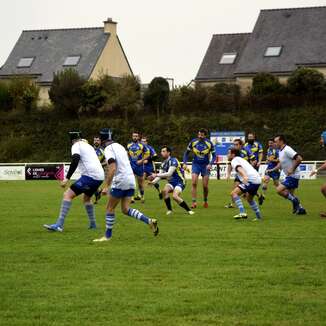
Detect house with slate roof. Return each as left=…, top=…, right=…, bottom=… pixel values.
left=0, top=18, right=133, bottom=105
left=195, top=6, right=326, bottom=92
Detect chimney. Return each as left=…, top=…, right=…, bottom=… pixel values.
left=103, top=17, right=117, bottom=35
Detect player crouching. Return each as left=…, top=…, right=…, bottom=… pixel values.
left=149, top=146, right=194, bottom=215
left=228, top=148, right=263, bottom=221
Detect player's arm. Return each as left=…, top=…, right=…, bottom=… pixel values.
left=236, top=166, right=249, bottom=184
left=102, top=159, right=116, bottom=195
left=62, top=154, right=80, bottom=187
left=226, top=163, right=232, bottom=180
left=208, top=144, right=217, bottom=169
left=183, top=142, right=193, bottom=168
left=310, top=160, right=326, bottom=176
left=266, top=162, right=281, bottom=173
left=287, top=154, right=302, bottom=176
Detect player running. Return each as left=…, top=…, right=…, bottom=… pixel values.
left=244, top=132, right=263, bottom=170
left=141, top=136, right=162, bottom=199
left=225, top=138, right=255, bottom=208
left=43, top=131, right=104, bottom=232
left=183, top=128, right=216, bottom=209
left=150, top=146, right=194, bottom=215
left=261, top=139, right=280, bottom=202
left=93, top=129, right=158, bottom=242
left=127, top=132, right=150, bottom=203
left=271, top=135, right=306, bottom=215
left=228, top=148, right=263, bottom=221
left=93, top=135, right=107, bottom=204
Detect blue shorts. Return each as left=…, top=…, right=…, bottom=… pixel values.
left=238, top=182, right=260, bottom=196
left=234, top=176, right=241, bottom=183
left=110, top=188, right=135, bottom=198
left=131, top=163, right=144, bottom=177
left=144, top=163, right=155, bottom=176
left=282, top=176, right=299, bottom=190
left=167, top=180, right=186, bottom=191
left=266, top=170, right=280, bottom=181
left=192, top=163, right=210, bottom=177
left=70, top=176, right=103, bottom=197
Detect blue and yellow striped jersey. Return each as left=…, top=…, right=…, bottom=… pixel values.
left=94, top=146, right=106, bottom=164
left=266, top=147, right=279, bottom=169
left=161, top=157, right=185, bottom=185
left=244, top=141, right=263, bottom=161
left=127, top=142, right=150, bottom=164
left=184, top=138, right=215, bottom=165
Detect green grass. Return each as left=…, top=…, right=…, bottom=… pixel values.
left=1, top=180, right=326, bottom=325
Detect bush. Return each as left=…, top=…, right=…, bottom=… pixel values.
left=251, top=72, right=283, bottom=96
left=49, top=68, right=85, bottom=115
left=287, top=68, right=325, bottom=96
left=0, top=81, right=12, bottom=111
left=81, top=79, right=107, bottom=112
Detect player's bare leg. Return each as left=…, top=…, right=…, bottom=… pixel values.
left=163, top=184, right=174, bottom=215
left=172, top=187, right=194, bottom=215
left=191, top=173, right=199, bottom=208
left=137, top=175, right=145, bottom=203
left=202, top=175, right=209, bottom=208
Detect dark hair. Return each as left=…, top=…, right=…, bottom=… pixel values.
left=229, top=148, right=240, bottom=156
left=198, top=128, right=208, bottom=136
left=141, top=135, right=147, bottom=140
left=268, top=138, right=274, bottom=142
left=161, top=145, right=172, bottom=154
left=247, top=132, right=255, bottom=137
left=94, top=135, right=101, bottom=139
left=275, top=134, right=286, bottom=143
left=233, top=138, right=243, bottom=146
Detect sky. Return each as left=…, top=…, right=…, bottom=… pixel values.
left=1, top=0, right=326, bottom=86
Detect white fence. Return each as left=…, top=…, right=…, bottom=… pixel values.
left=0, top=161, right=321, bottom=181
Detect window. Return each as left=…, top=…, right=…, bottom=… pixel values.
left=219, top=53, right=237, bottom=64
left=264, top=46, right=282, bottom=57
left=17, top=57, right=34, bottom=68
left=63, top=56, right=81, bottom=66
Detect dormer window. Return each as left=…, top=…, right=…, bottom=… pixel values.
left=17, top=57, right=35, bottom=68
left=265, top=46, right=282, bottom=57
left=219, top=53, right=237, bottom=64
left=63, top=56, right=81, bottom=66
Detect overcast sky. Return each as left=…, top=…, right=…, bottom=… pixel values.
left=1, top=0, right=325, bottom=85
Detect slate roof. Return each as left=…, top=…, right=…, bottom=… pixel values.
left=195, top=33, right=250, bottom=81
left=0, top=27, right=110, bottom=83
left=196, top=6, right=326, bottom=80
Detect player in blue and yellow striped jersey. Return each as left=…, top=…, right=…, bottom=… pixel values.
left=127, top=132, right=150, bottom=203
left=183, top=129, right=216, bottom=209
left=149, top=146, right=194, bottom=215
left=262, top=139, right=280, bottom=200
left=141, top=136, right=162, bottom=199
left=244, top=132, right=263, bottom=171
left=93, top=135, right=107, bottom=204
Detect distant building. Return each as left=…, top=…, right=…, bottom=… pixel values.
left=195, top=6, right=326, bottom=92
left=0, top=18, right=133, bottom=105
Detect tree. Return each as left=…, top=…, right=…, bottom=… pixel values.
left=250, top=72, right=283, bottom=96
left=143, top=77, right=170, bottom=119
left=0, top=81, right=12, bottom=111
left=49, top=68, right=85, bottom=115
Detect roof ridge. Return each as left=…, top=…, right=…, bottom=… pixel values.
left=213, top=32, right=251, bottom=36
left=261, top=6, right=326, bottom=12
left=22, top=27, right=103, bottom=33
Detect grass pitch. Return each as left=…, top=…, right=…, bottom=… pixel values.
left=1, top=180, right=326, bottom=326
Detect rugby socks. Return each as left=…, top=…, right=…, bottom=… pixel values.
left=164, top=197, right=172, bottom=211
left=56, top=200, right=72, bottom=227
left=249, top=200, right=262, bottom=219
left=179, top=201, right=191, bottom=212
left=287, top=193, right=299, bottom=204
left=140, top=189, right=144, bottom=196
left=234, top=196, right=245, bottom=214
left=105, top=213, right=115, bottom=238
left=154, top=183, right=160, bottom=192
left=262, top=184, right=268, bottom=195
left=85, top=203, right=96, bottom=228
left=127, top=208, right=150, bottom=224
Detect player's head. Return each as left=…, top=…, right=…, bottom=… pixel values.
left=99, top=128, right=113, bottom=144
left=197, top=128, right=208, bottom=140
left=268, top=138, right=275, bottom=148
left=93, top=135, right=101, bottom=147
left=321, top=131, right=326, bottom=148
left=161, top=146, right=172, bottom=159
left=274, top=134, right=286, bottom=148
left=141, top=136, right=148, bottom=145
left=233, top=139, right=243, bottom=150
left=247, top=132, right=256, bottom=144
left=132, top=132, right=140, bottom=142
left=227, top=148, right=240, bottom=161
left=69, top=131, right=82, bottom=144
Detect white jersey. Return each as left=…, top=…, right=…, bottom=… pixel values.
left=104, top=142, right=136, bottom=190
left=231, top=156, right=261, bottom=184
left=71, top=140, right=104, bottom=181
left=278, top=145, right=300, bottom=179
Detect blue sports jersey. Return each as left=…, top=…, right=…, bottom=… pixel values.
left=239, top=148, right=254, bottom=161
left=127, top=141, right=150, bottom=167
left=266, top=147, right=279, bottom=169
left=161, top=157, right=185, bottom=185
left=184, top=138, right=216, bottom=165
left=94, top=146, right=105, bottom=164
left=244, top=141, right=263, bottom=161
left=143, top=144, right=157, bottom=164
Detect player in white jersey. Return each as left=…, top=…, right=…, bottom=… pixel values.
left=44, top=131, right=105, bottom=232
left=269, top=135, right=306, bottom=215
left=228, top=148, right=262, bottom=221
left=93, top=129, right=159, bottom=242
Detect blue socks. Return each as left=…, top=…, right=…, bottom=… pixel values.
left=56, top=200, right=72, bottom=227
left=127, top=208, right=150, bottom=224
left=105, top=213, right=115, bottom=238
left=234, top=196, right=245, bottom=214
left=85, top=203, right=96, bottom=228
left=249, top=200, right=262, bottom=219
